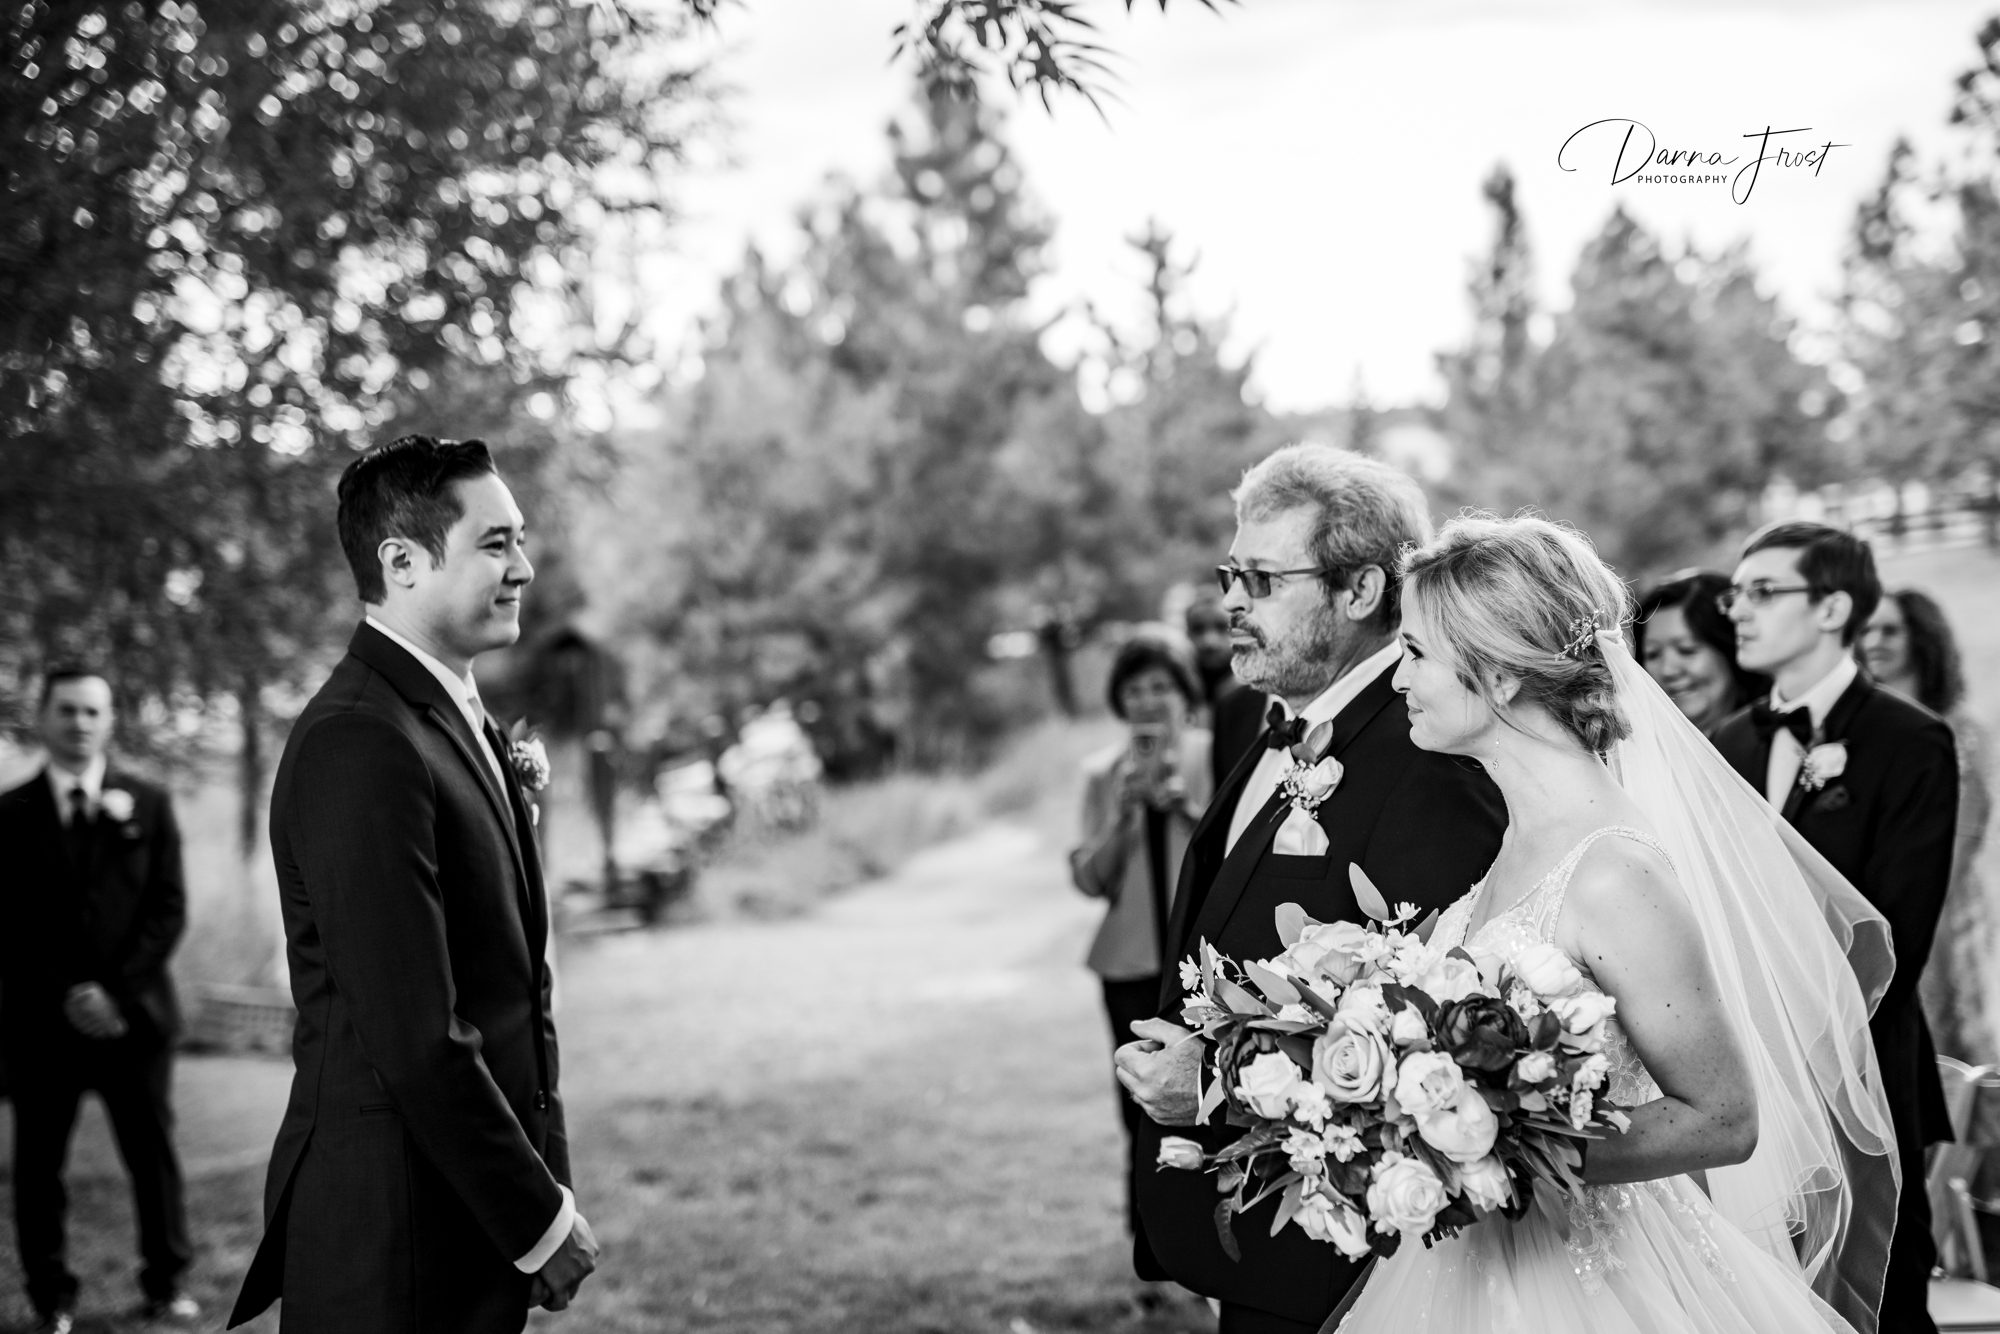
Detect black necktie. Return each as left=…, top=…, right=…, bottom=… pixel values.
left=1265, top=700, right=1306, bottom=751
left=1749, top=700, right=1813, bottom=748
left=63, top=785, right=93, bottom=869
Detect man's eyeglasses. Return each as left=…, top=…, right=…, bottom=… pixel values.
left=1215, top=564, right=1337, bottom=600
left=1715, top=581, right=1815, bottom=614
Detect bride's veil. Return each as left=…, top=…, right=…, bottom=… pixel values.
left=1598, top=627, right=1899, bottom=1331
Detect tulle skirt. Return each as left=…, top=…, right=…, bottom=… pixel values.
left=1335, top=1176, right=1856, bottom=1334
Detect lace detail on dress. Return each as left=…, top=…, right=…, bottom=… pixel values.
left=1444, top=827, right=1701, bottom=1294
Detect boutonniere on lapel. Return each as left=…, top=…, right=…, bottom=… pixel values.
left=98, top=788, right=143, bottom=838
left=1272, top=721, right=1339, bottom=857
left=506, top=721, right=551, bottom=794
left=1277, top=720, right=1342, bottom=815
left=1799, top=739, right=1847, bottom=793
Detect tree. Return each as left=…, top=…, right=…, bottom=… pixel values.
left=2, top=0, right=706, bottom=844
left=894, top=0, right=1237, bottom=110
left=1090, top=219, right=1285, bottom=611
left=594, top=87, right=1109, bottom=768
left=1434, top=164, right=1538, bottom=511
left=1437, top=185, right=1838, bottom=578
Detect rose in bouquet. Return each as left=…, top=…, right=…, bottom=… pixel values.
left=1156, top=868, right=1632, bottom=1262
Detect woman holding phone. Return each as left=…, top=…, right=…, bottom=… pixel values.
left=1069, top=624, right=1212, bottom=1281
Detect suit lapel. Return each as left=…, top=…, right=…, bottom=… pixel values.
left=1159, top=719, right=1276, bottom=985
left=27, top=770, right=84, bottom=881
left=483, top=716, right=549, bottom=947
left=1182, top=666, right=1401, bottom=965
left=1781, top=675, right=1870, bottom=824
left=349, top=625, right=536, bottom=923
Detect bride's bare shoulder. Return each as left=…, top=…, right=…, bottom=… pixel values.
left=1563, top=833, right=1692, bottom=937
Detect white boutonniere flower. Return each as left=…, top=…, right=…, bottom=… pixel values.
left=1800, top=740, right=1847, bottom=792
left=1274, top=718, right=1342, bottom=815
left=506, top=725, right=552, bottom=793
left=98, top=788, right=136, bottom=823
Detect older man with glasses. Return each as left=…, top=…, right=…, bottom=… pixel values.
left=1711, top=519, right=1959, bottom=1334
left=1112, top=443, right=1506, bottom=1334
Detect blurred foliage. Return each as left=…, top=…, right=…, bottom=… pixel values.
left=1, top=0, right=706, bottom=766
left=588, top=91, right=1276, bottom=773
left=893, top=0, right=1237, bottom=112
left=1437, top=167, right=1842, bottom=580
left=1828, top=18, right=2000, bottom=537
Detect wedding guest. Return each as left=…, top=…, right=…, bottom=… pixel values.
left=0, top=669, right=197, bottom=1334
left=1713, top=522, right=1958, bottom=1334
left=1185, top=591, right=1266, bottom=787
left=1862, top=588, right=1997, bottom=1072
left=1632, top=569, right=1767, bottom=735
left=1069, top=625, right=1212, bottom=1255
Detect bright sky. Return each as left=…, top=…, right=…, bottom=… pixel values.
left=635, top=0, right=1996, bottom=414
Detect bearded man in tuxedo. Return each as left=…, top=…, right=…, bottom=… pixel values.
left=1711, top=521, right=1958, bottom=1334
left=1114, top=445, right=1507, bottom=1333
left=0, top=669, right=196, bottom=1333
left=229, top=436, right=597, bottom=1333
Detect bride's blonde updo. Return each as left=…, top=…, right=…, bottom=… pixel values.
left=1400, top=513, right=1634, bottom=755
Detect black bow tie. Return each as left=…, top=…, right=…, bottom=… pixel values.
left=1265, top=701, right=1307, bottom=751
left=1749, top=701, right=1814, bottom=747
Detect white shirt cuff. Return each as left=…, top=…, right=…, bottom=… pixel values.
left=514, top=1185, right=575, bottom=1273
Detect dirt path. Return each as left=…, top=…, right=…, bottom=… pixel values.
left=25, top=820, right=1102, bottom=1185
left=558, top=821, right=1105, bottom=1105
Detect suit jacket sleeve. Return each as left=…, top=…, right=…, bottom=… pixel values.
left=1363, top=755, right=1507, bottom=915
left=1867, top=717, right=1960, bottom=1016
left=117, top=784, right=188, bottom=985
left=540, top=962, right=572, bottom=1189
left=287, top=713, right=564, bottom=1261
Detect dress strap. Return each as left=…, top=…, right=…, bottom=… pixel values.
left=1526, top=825, right=1674, bottom=943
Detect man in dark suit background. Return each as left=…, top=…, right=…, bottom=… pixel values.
left=1712, top=520, right=1957, bottom=1334
left=0, top=668, right=195, bottom=1333
left=1184, top=591, right=1267, bottom=788
left=1115, top=445, right=1507, bottom=1334
left=228, top=437, right=597, bottom=1334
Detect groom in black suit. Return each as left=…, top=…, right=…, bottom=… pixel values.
left=1115, top=446, right=1506, bottom=1333
left=0, top=669, right=195, bottom=1332
left=229, top=437, right=597, bottom=1333
left=1711, top=521, right=1957, bottom=1334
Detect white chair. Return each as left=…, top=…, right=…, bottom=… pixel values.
left=1932, top=1056, right=2000, bottom=1330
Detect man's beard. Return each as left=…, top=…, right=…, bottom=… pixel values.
left=1231, top=602, right=1344, bottom=699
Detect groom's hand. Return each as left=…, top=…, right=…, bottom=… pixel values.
left=63, top=982, right=127, bottom=1040
left=1114, top=1018, right=1201, bottom=1126
left=529, top=1212, right=600, bottom=1312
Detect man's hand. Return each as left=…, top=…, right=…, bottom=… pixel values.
left=63, top=982, right=127, bottom=1040
left=1113, top=1017, right=1202, bottom=1126
left=528, top=1213, right=599, bottom=1312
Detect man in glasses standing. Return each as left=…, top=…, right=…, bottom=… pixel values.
left=1712, top=520, right=1957, bottom=1334
left=1112, top=444, right=1505, bottom=1334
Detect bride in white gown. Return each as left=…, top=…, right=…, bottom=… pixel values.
left=1332, top=515, right=1901, bottom=1334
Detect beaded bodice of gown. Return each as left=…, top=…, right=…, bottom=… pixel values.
left=1434, top=826, right=1670, bottom=1113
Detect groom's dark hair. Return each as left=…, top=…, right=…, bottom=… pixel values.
left=1739, top=520, right=1880, bottom=646
left=337, top=435, right=498, bottom=604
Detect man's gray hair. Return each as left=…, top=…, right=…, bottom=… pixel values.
left=1232, top=444, right=1432, bottom=629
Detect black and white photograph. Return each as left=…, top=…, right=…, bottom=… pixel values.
left=7, top=1, right=2000, bottom=1331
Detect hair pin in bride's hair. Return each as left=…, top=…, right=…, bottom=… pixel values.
left=1560, top=613, right=1602, bottom=662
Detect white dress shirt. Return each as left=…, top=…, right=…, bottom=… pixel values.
left=365, top=616, right=508, bottom=790
left=46, top=754, right=108, bottom=825
left=363, top=616, right=574, bottom=1270
left=1762, top=652, right=1859, bottom=806
left=1224, top=640, right=1404, bottom=855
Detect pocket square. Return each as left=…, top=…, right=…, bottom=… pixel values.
left=1274, top=807, right=1330, bottom=857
